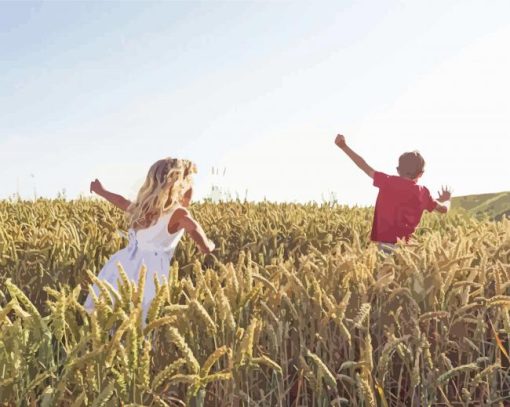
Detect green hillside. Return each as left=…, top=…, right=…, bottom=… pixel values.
left=452, top=191, right=510, bottom=220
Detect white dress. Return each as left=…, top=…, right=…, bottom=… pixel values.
left=84, top=206, right=184, bottom=321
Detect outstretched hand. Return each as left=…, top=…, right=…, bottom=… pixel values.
left=437, top=186, right=452, bottom=202
left=90, top=179, right=104, bottom=195
left=335, top=134, right=346, bottom=148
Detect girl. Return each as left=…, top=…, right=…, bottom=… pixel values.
left=84, top=158, right=215, bottom=322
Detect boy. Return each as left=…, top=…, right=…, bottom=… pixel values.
left=334, top=134, right=451, bottom=253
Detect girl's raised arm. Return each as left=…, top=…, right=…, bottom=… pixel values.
left=90, top=179, right=132, bottom=211
left=170, top=208, right=215, bottom=254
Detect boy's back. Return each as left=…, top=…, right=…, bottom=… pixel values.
left=371, top=171, right=437, bottom=243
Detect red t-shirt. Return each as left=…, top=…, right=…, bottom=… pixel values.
left=371, top=171, right=437, bottom=244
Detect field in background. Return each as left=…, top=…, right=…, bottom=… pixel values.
left=0, top=199, right=509, bottom=406
left=453, top=191, right=510, bottom=221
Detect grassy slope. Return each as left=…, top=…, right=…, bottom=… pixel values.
left=452, top=190, right=510, bottom=220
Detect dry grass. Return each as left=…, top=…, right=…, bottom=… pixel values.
left=0, top=199, right=509, bottom=406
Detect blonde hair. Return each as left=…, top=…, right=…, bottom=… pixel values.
left=127, top=158, right=197, bottom=230
left=398, top=151, right=425, bottom=179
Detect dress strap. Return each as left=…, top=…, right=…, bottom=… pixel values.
left=162, top=204, right=181, bottom=222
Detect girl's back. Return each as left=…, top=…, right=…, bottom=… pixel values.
left=85, top=157, right=215, bottom=325
left=84, top=207, right=184, bottom=319
left=127, top=206, right=184, bottom=257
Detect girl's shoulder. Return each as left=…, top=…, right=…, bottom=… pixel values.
left=165, top=205, right=190, bottom=235
left=163, top=205, right=191, bottom=227
left=162, top=204, right=189, bottom=219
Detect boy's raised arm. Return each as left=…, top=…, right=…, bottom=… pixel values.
left=90, top=179, right=133, bottom=211
left=334, top=134, right=375, bottom=179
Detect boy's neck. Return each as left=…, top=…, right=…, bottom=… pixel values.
left=399, top=175, right=418, bottom=183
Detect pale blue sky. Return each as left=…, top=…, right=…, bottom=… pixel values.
left=2, top=1, right=509, bottom=205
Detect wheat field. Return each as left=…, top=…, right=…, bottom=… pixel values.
left=0, top=199, right=509, bottom=406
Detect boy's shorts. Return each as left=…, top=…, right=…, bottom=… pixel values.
left=377, top=242, right=397, bottom=254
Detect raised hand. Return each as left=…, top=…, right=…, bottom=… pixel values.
left=90, top=179, right=104, bottom=195
left=335, top=134, right=346, bottom=148
left=437, top=185, right=452, bottom=202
